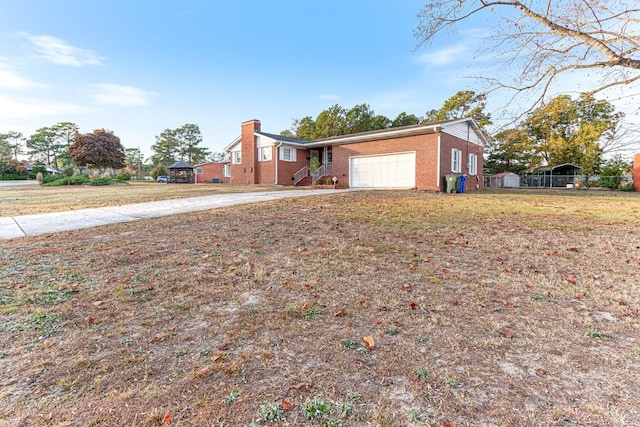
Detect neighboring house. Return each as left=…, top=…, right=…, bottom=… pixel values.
left=224, top=118, right=486, bottom=191
left=194, top=161, right=231, bottom=184
left=490, top=172, right=520, bottom=188
left=22, top=162, right=62, bottom=175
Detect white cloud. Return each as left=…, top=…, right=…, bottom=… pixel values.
left=91, top=83, right=157, bottom=107
left=417, top=44, right=469, bottom=66
left=21, top=32, right=104, bottom=66
left=319, top=94, right=340, bottom=101
left=0, top=58, right=42, bottom=89
left=0, top=96, right=87, bottom=119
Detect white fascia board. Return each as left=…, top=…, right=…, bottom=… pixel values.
left=303, top=125, right=442, bottom=148
left=280, top=141, right=313, bottom=148
left=268, top=137, right=311, bottom=148
left=224, top=136, right=242, bottom=152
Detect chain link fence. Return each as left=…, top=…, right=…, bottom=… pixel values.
left=484, top=174, right=634, bottom=190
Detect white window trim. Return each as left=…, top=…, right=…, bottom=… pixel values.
left=232, top=151, right=242, bottom=164
left=451, top=149, right=462, bottom=173
left=259, top=146, right=272, bottom=162
left=195, top=167, right=203, bottom=174
left=468, top=153, right=477, bottom=175
left=223, top=164, right=231, bottom=177
left=280, top=146, right=297, bottom=162
left=324, top=146, right=333, bottom=164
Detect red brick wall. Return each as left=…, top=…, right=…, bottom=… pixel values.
left=229, top=158, right=241, bottom=185
left=229, top=146, right=244, bottom=184
left=331, top=133, right=483, bottom=191
left=229, top=120, right=261, bottom=185
left=256, top=146, right=275, bottom=185
left=440, top=134, right=484, bottom=191
left=277, top=147, right=309, bottom=185
left=195, top=163, right=229, bottom=184
left=229, top=132, right=310, bottom=186
left=240, top=144, right=310, bottom=185
left=634, top=153, right=640, bottom=192
left=332, top=134, right=439, bottom=190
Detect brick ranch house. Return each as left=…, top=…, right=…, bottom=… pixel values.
left=224, top=118, right=486, bottom=191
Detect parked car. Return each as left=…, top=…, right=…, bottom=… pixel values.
left=157, top=176, right=170, bottom=183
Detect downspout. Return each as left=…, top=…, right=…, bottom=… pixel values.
left=466, top=122, right=471, bottom=172
left=466, top=122, right=471, bottom=192
left=274, top=142, right=283, bottom=185
left=435, top=125, right=442, bottom=190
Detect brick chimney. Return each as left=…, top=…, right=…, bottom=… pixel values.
left=241, top=119, right=260, bottom=184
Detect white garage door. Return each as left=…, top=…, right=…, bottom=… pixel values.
left=350, top=152, right=416, bottom=188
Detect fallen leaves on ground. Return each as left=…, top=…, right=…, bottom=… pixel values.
left=1, top=190, right=639, bottom=426
left=363, top=336, right=375, bottom=350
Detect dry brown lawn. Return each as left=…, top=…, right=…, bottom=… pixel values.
left=0, top=182, right=290, bottom=216
left=1, top=189, right=639, bottom=426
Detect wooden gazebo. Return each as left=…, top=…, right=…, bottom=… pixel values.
left=168, top=160, right=195, bottom=184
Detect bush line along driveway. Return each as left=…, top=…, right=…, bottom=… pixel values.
left=0, top=189, right=348, bottom=239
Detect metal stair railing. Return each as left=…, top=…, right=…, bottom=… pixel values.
left=312, top=163, right=333, bottom=184
left=293, top=165, right=308, bottom=185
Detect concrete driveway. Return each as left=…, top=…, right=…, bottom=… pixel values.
left=0, top=189, right=348, bottom=240
left=0, top=180, right=40, bottom=187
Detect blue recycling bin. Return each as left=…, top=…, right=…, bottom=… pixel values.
left=458, top=174, right=467, bottom=193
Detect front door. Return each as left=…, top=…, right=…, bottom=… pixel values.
left=310, top=150, right=320, bottom=164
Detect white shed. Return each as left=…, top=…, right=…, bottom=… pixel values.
left=490, top=172, right=520, bottom=188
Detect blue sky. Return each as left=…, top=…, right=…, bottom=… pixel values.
left=2, top=1, right=637, bottom=161
left=0, top=0, right=491, bottom=158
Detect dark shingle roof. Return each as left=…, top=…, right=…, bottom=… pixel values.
left=533, top=163, right=581, bottom=173
left=168, top=160, right=194, bottom=169
left=255, top=131, right=312, bottom=145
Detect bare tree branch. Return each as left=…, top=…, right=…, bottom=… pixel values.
left=415, top=0, right=640, bottom=117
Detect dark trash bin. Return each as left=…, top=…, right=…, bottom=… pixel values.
left=445, top=174, right=458, bottom=193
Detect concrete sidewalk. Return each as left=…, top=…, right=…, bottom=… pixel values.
left=0, top=189, right=347, bottom=240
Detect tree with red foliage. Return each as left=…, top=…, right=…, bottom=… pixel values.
left=69, top=129, right=125, bottom=173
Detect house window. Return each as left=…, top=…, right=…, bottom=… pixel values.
left=468, top=153, right=477, bottom=175
left=232, top=151, right=242, bottom=164
left=324, top=146, right=333, bottom=164
left=259, top=146, right=272, bottom=162
left=451, top=149, right=462, bottom=173
left=195, top=167, right=203, bottom=174
left=223, top=164, right=230, bottom=177
left=280, top=146, right=296, bottom=162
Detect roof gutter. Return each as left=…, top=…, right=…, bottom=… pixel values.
left=304, top=125, right=442, bottom=148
